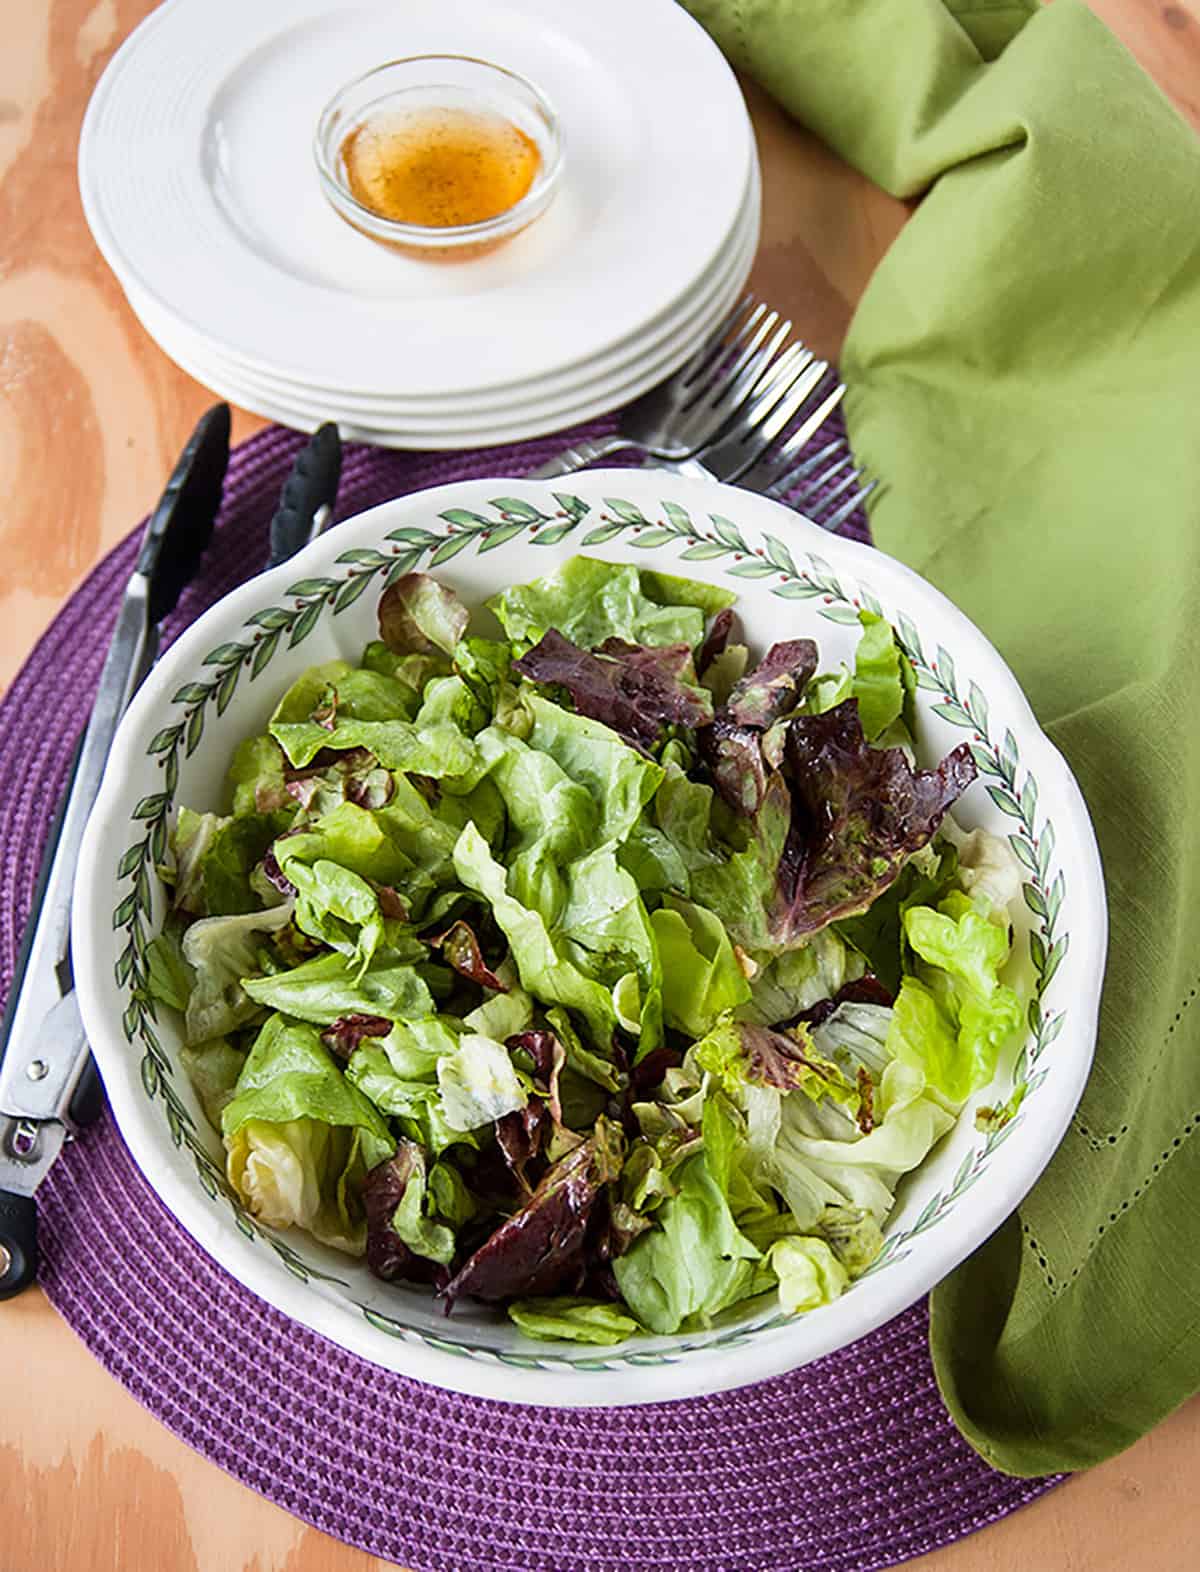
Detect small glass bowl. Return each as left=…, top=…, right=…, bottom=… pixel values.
left=314, top=55, right=563, bottom=260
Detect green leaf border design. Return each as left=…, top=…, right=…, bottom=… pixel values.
left=111, top=492, right=1068, bottom=1366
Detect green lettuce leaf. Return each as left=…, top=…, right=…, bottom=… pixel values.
left=180, top=1037, right=247, bottom=1130
left=436, top=1032, right=528, bottom=1132
left=345, top=1042, right=471, bottom=1156
left=613, top=1153, right=761, bottom=1335
left=223, top=1014, right=395, bottom=1156
left=803, top=667, right=853, bottom=716
left=767, top=1235, right=850, bottom=1313
left=454, top=636, right=512, bottom=714
left=637, top=567, right=737, bottom=620
left=427, top=1160, right=479, bottom=1227
left=272, top=715, right=475, bottom=776
left=558, top=847, right=663, bottom=1059
left=360, top=639, right=448, bottom=695
left=277, top=855, right=386, bottom=977
left=222, top=1014, right=396, bottom=1253
left=385, top=1139, right=456, bottom=1264
left=890, top=897, right=1023, bottom=1103
left=146, top=928, right=194, bottom=1012
left=453, top=821, right=617, bottom=1051
left=739, top=929, right=863, bottom=1027
left=768, top=1058, right=956, bottom=1233
left=276, top=800, right=413, bottom=886
left=836, top=839, right=960, bottom=993
left=375, top=770, right=505, bottom=903
left=226, top=1117, right=375, bottom=1253
left=462, top=968, right=536, bottom=1040
left=226, top=735, right=289, bottom=817
left=487, top=556, right=723, bottom=653
left=415, top=673, right=489, bottom=737
left=378, top=571, right=469, bottom=656
left=179, top=900, right=295, bottom=1044
left=543, top=1005, right=623, bottom=1094
left=938, top=818, right=1025, bottom=923
left=268, top=659, right=474, bottom=773
left=651, top=897, right=751, bottom=1038
left=171, top=807, right=222, bottom=913
left=241, top=947, right=432, bottom=1026
left=507, top=1297, right=640, bottom=1345
left=809, top=1000, right=896, bottom=1081
left=474, top=724, right=595, bottom=919
left=525, top=693, right=663, bottom=850
left=376, top=1015, right=461, bottom=1076
left=849, top=610, right=906, bottom=741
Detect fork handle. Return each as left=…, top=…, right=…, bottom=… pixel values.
left=526, top=435, right=636, bottom=479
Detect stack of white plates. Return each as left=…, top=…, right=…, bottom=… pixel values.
left=79, top=0, right=761, bottom=449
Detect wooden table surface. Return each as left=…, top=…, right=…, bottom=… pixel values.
left=3, top=3, right=1199, bottom=1568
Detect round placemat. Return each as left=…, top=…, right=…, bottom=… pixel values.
left=0, top=419, right=1059, bottom=1572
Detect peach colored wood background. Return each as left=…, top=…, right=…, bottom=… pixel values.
left=2, top=3, right=1200, bottom=1569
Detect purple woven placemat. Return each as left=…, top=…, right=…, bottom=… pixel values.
left=0, top=418, right=1059, bottom=1571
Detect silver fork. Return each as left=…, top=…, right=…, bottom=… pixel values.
left=676, top=369, right=846, bottom=486
left=528, top=295, right=800, bottom=478
left=741, top=433, right=877, bottom=532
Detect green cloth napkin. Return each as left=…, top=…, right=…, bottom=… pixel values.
left=682, top=0, right=1200, bottom=1476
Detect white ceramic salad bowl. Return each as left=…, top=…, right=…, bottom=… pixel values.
left=71, top=470, right=1106, bottom=1406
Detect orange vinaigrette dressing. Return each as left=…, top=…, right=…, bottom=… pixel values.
left=340, top=105, right=541, bottom=229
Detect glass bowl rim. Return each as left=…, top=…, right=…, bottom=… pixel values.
left=312, top=52, right=565, bottom=245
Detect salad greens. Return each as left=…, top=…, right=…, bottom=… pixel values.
left=149, top=557, right=1026, bottom=1343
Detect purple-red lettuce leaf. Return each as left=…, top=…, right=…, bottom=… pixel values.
left=696, top=606, right=739, bottom=677
left=595, top=637, right=696, bottom=684
left=494, top=1102, right=550, bottom=1195
left=506, top=1029, right=567, bottom=1124
left=497, top=1029, right=586, bottom=1194
left=442, top=1116, right=624, bottom=1306
left=772, top=701, right=976, bottom=941
left=724, top=639, right=819, bottom=729
left=320, top=1013, right=393, bottom=1061
left=362, top=1145, right=450, bottom=1287
left=512, top=629, right=714, bottom=752
left=699, top=719, right=768, bottom=816
left=431, top=919, right=508, bottom=992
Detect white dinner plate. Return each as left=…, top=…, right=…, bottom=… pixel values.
left=126, top=212, right=757, bottom=448
left=80, top=0, right=755, bottom=399
left=122, top=161, right=761, bottom=427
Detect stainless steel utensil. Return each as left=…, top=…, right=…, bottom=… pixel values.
left=675, top=367, right=845, bottom=487
left=528, top=296, right=804, bottom=478
left=0, top=416, right=342, bottom=1298
left=740, top=433, right=876, bottom=531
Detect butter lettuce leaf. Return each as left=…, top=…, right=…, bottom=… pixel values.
left=850, top=610, right=907, bottom=742
left=378, top=571, right=469, bottom=656
left=437, top=1032, right=528, bottom=1132
left=277, top=855, right=386, bottom=977
left=180, top=900, right=294, bottom=1044
left=613, top=1153, right=761, bottom=1335
left=888, top=895, right=1023, bottom=1103
left=525, top=693, right=663, bottom=849
left=486, top=555, right=725, bottom=653
left=652, top=896, right=751, bottom=1038
left=453, top=821, right=618, bottom=1051
left=767, top=1235, right=850, bottom=1313
left=241, top=947, right=432, bottom=1026
left=507, top=1297, right=640, bottom=1345
left=222, top=1014, right=396, bottom=1254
